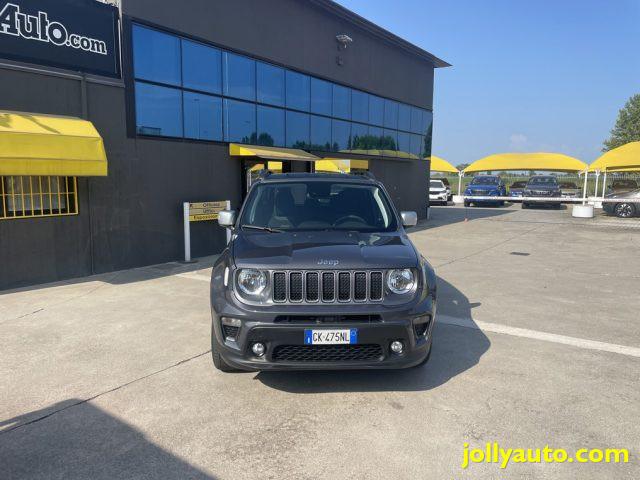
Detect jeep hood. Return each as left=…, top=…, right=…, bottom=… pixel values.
left=232, top=230, right=418, bottom=269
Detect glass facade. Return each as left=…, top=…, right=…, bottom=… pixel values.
left=132, top=23, right=433, bottom=158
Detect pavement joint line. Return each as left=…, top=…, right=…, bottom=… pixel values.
left=175, top=272, right=212, bottom=282
left=0, top=349, right=211, bottom=436
left=438, top=314, right=640, bottom=358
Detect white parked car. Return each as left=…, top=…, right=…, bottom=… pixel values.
left=429, top=179, right=449, bottom=205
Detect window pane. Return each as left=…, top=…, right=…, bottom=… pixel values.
left=310, top=115, right=331, bottom=151
left=331, top=119, right=351, bottom=151
left=310, top=78, right=332, bottom=116
left=257, top=62, right=285, bottom=106
left=224, top=99, right=256, bottom=143
left=422, top=110, right=433, bottom=136
left=257, top=105, right=285, bottom=146
left=397, top=131, right=411, bottom=155
left=410, top=106, right=423, bottom=134
left=135, top=82, right=183, bottom=137
left=286, top=111, right=310, bottom=148
left=410, top=134, right=424, bottom=157
left=350, top=123, right=369, bottom=150
left=223, top=52, right=256, bottom=101
left=184, top=92, right=222, bottom=141
left=369, top=95, right=384, bottom=126
left=332, top=84, right=351, bottom=120
left=286, top=71, right=310, bottom=111
left=352, top=90, right=369, bottom=123
left=182, top=40, right=221, bottom=94
left=383, top=129, right=398, bottom=153
left=384, top=100, right=398, bottom=129
left=398, top=103, right=411, bottom=132
left=133, top=25, right=180, bottom=86
left=368, top=126, right=383, bottom=149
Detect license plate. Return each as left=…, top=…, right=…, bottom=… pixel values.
left=304, top=329, right=358, bottom=345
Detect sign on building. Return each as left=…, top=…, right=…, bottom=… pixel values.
left=0, top=0, right=120, bottom=77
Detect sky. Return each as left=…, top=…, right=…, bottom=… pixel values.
left=336, top=0, right=640, bottom=168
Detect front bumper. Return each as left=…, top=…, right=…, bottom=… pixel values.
left=211, top=292, right=436, bottom=371
left=429, top=192, right=448, bottom=202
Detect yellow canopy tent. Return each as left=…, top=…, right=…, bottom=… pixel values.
left=588, top=142, right=640, bottom=172
left=588, top=142, right=640, bottom=197
left=429, top=155, right=458, bottom=173
left=464, top=152, right=587, bottom=174
left=0, top=110, right=108, bottom=176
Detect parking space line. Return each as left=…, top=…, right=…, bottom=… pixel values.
left=438, top=314, right=640, bottom=358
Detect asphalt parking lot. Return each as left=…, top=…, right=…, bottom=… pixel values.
left=1, top=204, right=639, bottom=479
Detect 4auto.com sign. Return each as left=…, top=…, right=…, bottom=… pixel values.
left=0, top=0, right=119, bottom=77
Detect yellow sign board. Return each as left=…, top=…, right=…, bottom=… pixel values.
left=189, top=201, right=227, bottom=222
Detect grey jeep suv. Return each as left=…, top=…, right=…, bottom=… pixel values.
left=210, top=172, right=437, bottom=371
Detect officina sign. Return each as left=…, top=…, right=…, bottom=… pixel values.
left=0, top=0, right=119, bottom=77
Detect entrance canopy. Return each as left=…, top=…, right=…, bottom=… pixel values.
left=0, top=110, right=108, bottom=176
left=229, top=144, right=320, bottom=162
left=429, top=155, right=458, bottom=173
left=588, top=142, right=640, bottom=172
left=315, top=158, right=369, bottom=173
left=464, top=152, right=587, bottom=174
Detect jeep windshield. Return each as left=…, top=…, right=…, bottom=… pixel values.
left=239, top=181, right=398, bottom=232
left=528, top=176, right=558, bottom=186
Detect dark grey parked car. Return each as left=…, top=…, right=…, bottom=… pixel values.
left=603, top=189, right=640, bottom=218
left=522, top=175, right=562, bottom=209
left=210, top=173, right=437, bottom=372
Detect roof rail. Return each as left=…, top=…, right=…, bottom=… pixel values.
left=350, top=171, right=377, bottom=181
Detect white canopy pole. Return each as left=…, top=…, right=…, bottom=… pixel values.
left=601, top=170, right=607, bottom=197
left=458, top=171, right=463, bottom=194
left=581, top=169, right=589, bottom=205
left=594, top=170, right=600, bottom=203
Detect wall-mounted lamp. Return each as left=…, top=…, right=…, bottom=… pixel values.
left=336, top=34, right=353, bottom=50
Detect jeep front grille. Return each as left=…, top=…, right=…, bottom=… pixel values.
left=272, top=270, right=384, bottom=304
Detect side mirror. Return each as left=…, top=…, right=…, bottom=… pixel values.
left=218, top=210, right=236, bottom=228
left=400, top=211, right=418, bottom=228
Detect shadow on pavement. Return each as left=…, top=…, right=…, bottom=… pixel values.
left=256, top=277, right=489, bottom=393
left=0, top=255, right=219, bottom=295
left=0, top=400, right=216, bottom=480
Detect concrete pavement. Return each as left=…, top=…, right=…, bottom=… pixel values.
left=1, top=204, right=639, bottom=479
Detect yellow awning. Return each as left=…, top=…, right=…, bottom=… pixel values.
left=464, top=152, right=587, bottom=174
left=429, top=155, right=458, bottom=173
left=229, top=144, right=319, bottom=161
left=316, top=158, right=370, bottom=173
left=588, top=142, right=640, bottom=172
left=0, top=110, right=107, bottom=176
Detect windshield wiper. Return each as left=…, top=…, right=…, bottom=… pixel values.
left=241, top=225, right=284, bottom=233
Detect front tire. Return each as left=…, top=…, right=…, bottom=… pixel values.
left=522, top=202, right=528, bottom=209
left=614, top=203, right=635, bottom=218
left=464, top=201, right=471, bottom=207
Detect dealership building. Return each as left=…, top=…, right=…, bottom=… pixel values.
left=0, top=0, right=448, bottom=290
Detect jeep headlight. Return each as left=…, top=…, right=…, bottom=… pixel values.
left=387, top=269, right=415, bottom=294
left=237, top=269, right=267, bottom=295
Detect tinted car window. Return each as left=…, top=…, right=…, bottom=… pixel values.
left=528, top=176, right=558, bottom=185
left=240, top=182, right=398, bottom=232
left=511, top=182, right=527, bottom=188
left=471, top=176, right=500, bottom=185
left=559, top=182, right=578, bottom=189
left=430, top=180, right=444, bottom=188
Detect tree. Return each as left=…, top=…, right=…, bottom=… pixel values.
left=603, top=94, right=640, bottom=151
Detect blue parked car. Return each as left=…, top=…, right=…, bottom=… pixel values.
left=464, top=175, right=507, bottom=207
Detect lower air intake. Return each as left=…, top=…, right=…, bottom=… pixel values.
left=272, top=344, right=383, bottom=362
